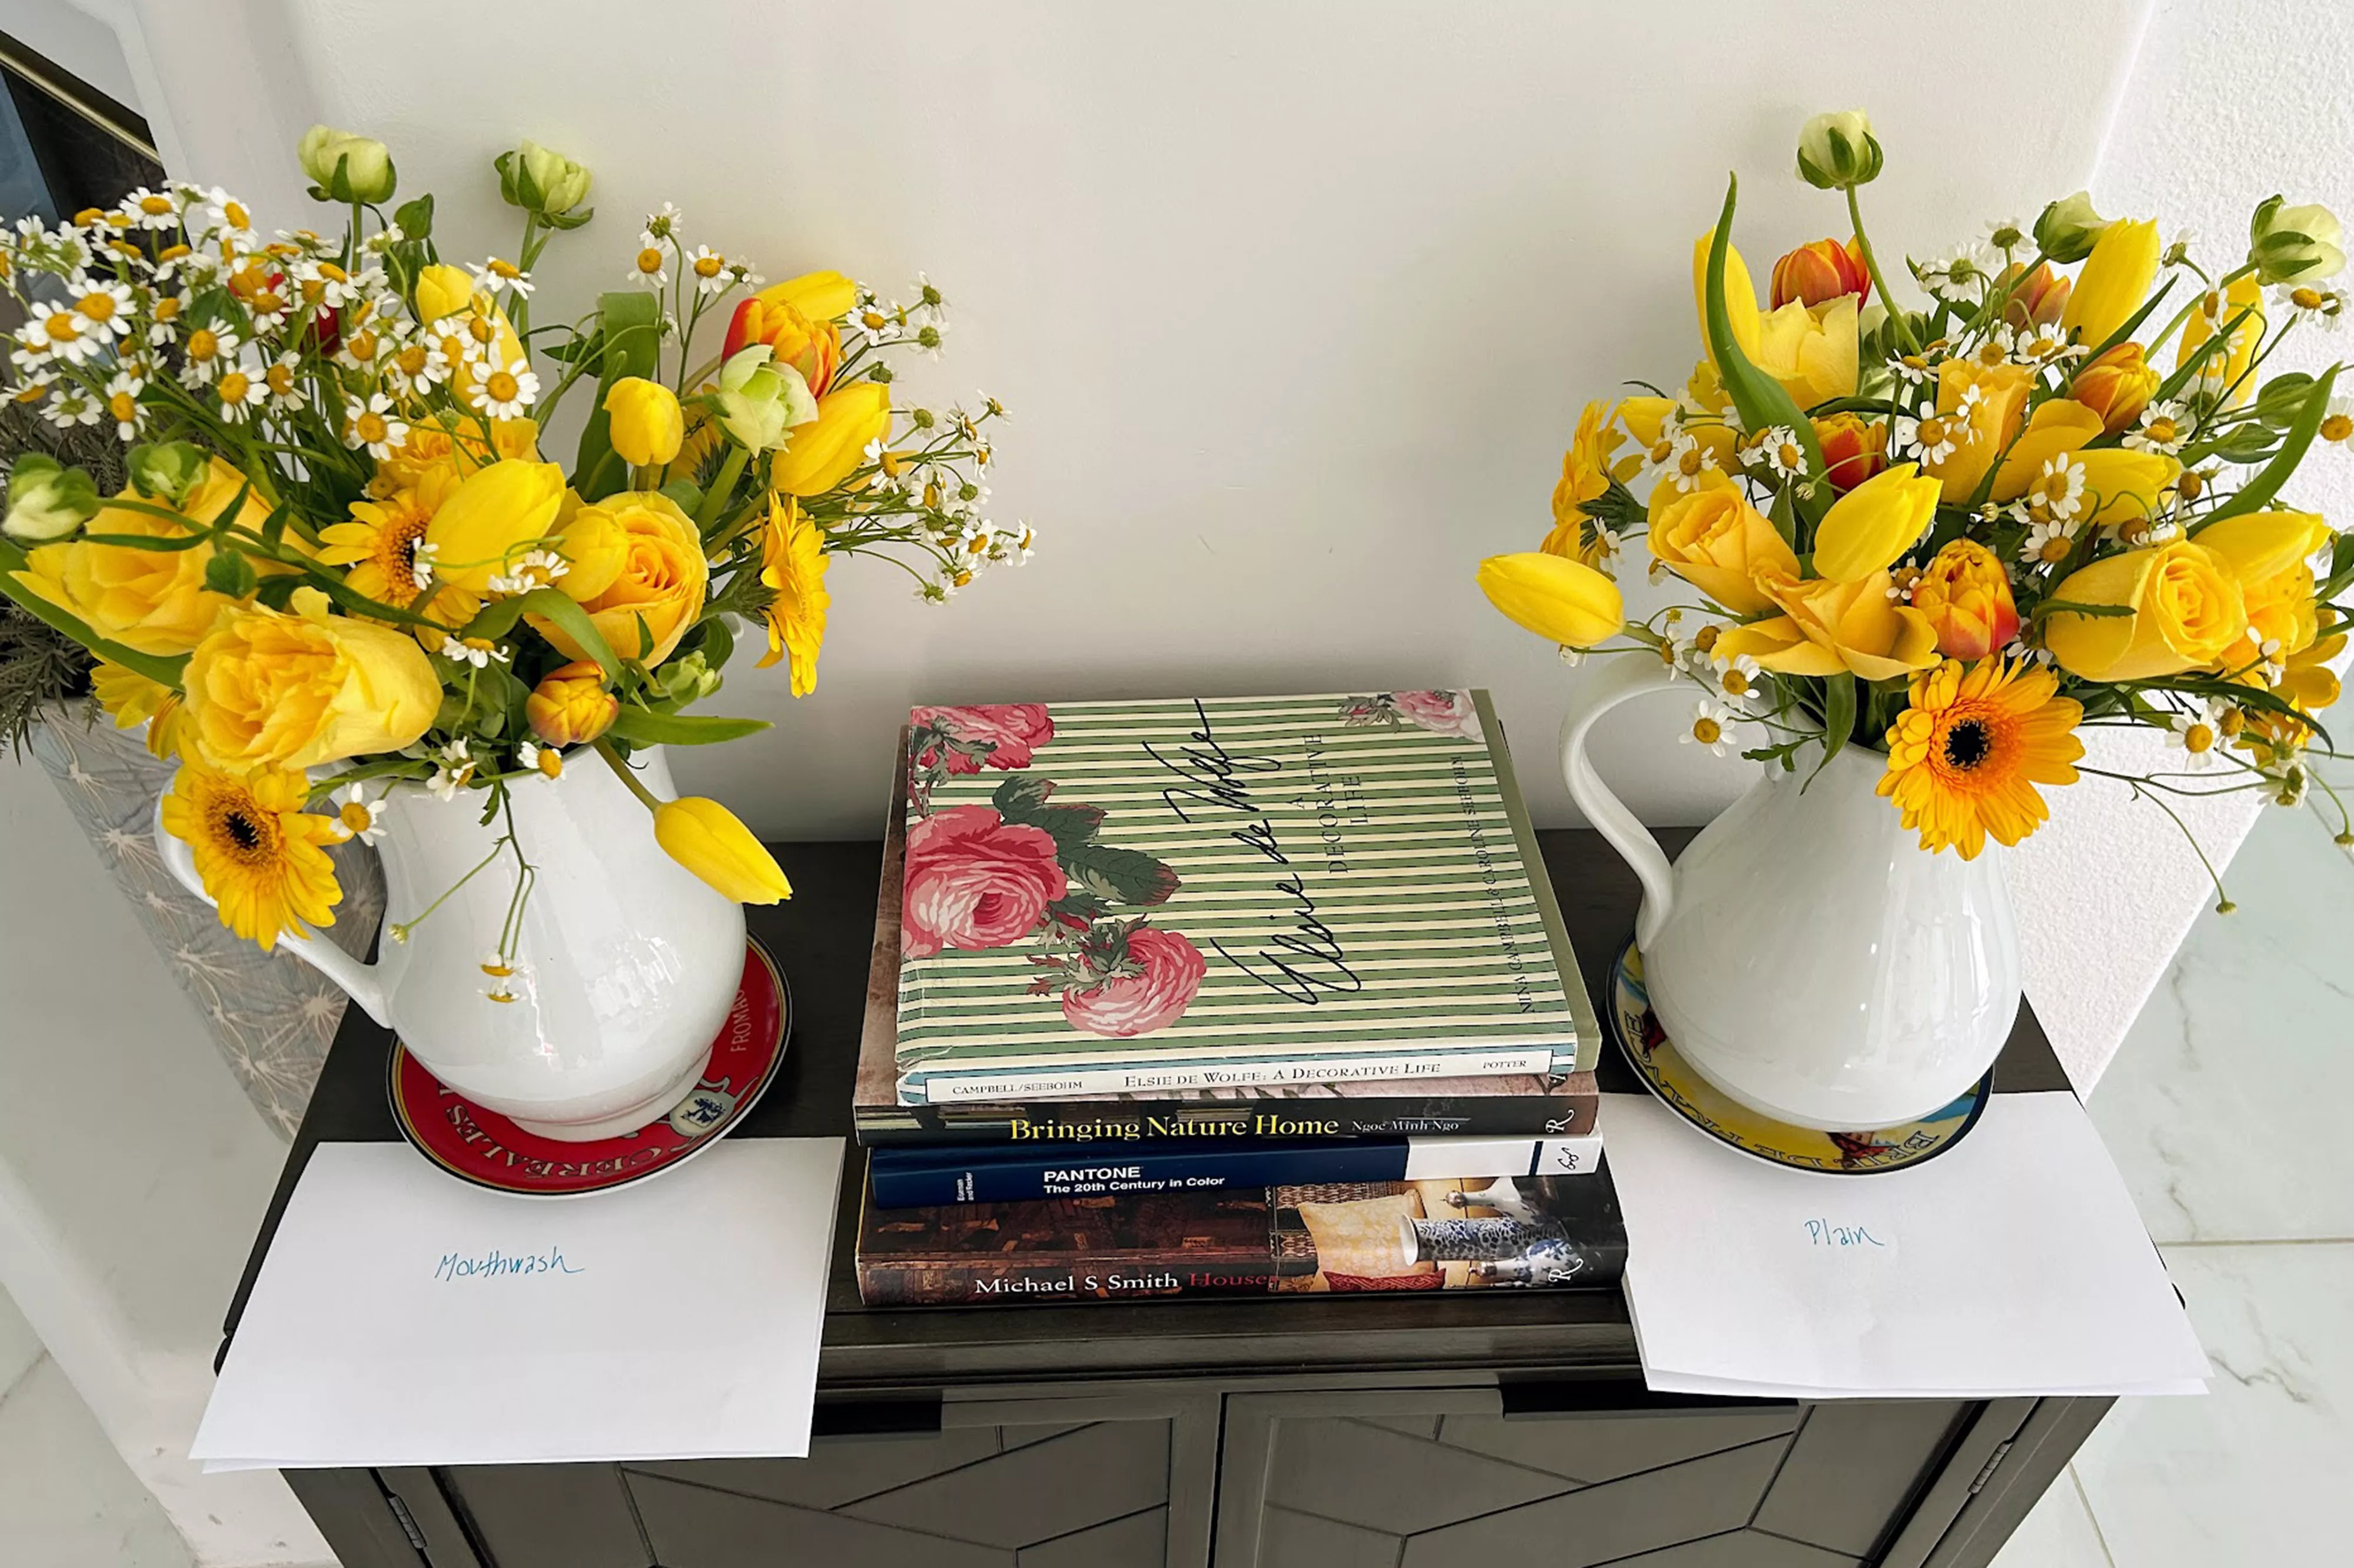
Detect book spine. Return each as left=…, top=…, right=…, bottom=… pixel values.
left=857, top=1261, right=1284, bottom=1307
left=903, top=1046, right=1558, bottom=1104
left=869, top=1135, right=1603, bottom=1208
left=856, top=1090, right=1602, bottom=1147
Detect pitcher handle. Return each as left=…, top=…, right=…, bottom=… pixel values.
left=152, top=795, right=393, bottom=1026
left=1559, top=656, right=1685, bottom=951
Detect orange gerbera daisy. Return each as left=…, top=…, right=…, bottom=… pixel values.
left=1877, top=657, right=2084, bottom=858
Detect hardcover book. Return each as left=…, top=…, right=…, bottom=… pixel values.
left=855, top=1167, right=1627, bottom=1307
left=867, top=1133, right=1605, bottom=1209
left=855, top=694, right=1604, bottom=1144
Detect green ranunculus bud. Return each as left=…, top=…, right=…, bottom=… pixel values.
left=297, top=124, right=397, bottom=205
left=126, top=441, right=210, bottom=506
left=507, top=139, right=592, bottom=217
left=660, top=649, right=722, bottom=704
left=1795, top=110, right=1881, bottom=191
left=2248, top=195, right=2346, bottom=285
left=3, top=454, right=99, bottom=542
left=2032, top=191, right=2108, bottom=264
left=709, top=346, right=817, bottom=453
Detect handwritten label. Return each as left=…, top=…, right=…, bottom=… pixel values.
left=1803, top=1219, right=1888, bottom=1251
left=434, top=1245, right=584, bottom=1283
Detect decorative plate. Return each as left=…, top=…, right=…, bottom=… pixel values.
left=1608, top=942, right=1988, bottom=1175
left=390, top=940, right=788, bottom=1198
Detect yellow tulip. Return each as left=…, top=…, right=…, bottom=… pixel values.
left=1990, top=400, right=2106, bottom=501
left=426, top=460, right=566, bottom=594
left=1693, top=231, right=1764, bottom=368
left=2196, top=510, right=2331, bottom=585
left=12, top=458, right=265, bottom=655
left=2070, top=342, right=2160, bottom=433
left=2074, top=449, right=2180, bottom=532
left=1910, top=540, right=2021, bottom=660
left=414, top=263, right=477, bottom=326
left=538, top=491, right=708, bottom=664
left=769, top=381, right=891, bottom=497
left=2043, top=541, right=2248, bottom=680
left=1923, top=360, right=2032, bottom=501
left=1715, top=569, right=1940, bottom=683
left=2061, top=218, right=2159, bottom=347
left=1644, top=472, right=1798, bottom=614
left=603, top=377, right=684, bottom=468
left=2177, top=275, right=2264, bottom=406
left=183, top=588, right=440, bottom=771
left=1811, top=462, right=1941, bottom=581
left=1619, top=396, right=1675, bottom=447
left=1477, top=552, right=1624, bottom=647
left=1623, top=379, right=1737, bottom=472
left=654, top=797, right=792, bottom=904
left=1750, top=293, right=1860, bottom=407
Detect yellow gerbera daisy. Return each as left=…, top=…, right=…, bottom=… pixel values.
left=756, top=494, right=830, bottom=697
left=88, top=658, right=189, bottom=760
left=318, top=467, right=479, bottom=637
left=159, top=760, right=343, bottom=951
left=1877, top=657, right=2084, bottom=859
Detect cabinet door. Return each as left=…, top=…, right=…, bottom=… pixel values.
left=1216, top=1389, right=1974, bottom=1568
left=437, top=1394, right=1217, bottom=1568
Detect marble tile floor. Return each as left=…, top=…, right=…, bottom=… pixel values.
left=1, top=798, right=2346, bottom=1567
left=1997, top=794, right=2354, bottom=1567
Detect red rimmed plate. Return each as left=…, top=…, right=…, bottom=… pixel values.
left=389, top=940, right=788, bottom=1199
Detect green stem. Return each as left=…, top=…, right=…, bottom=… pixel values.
left=1847, top=186, right=1916, bottom=354
left=693, top=447, right=749, bottom=530
left=595, top=738, right=664, bottom=810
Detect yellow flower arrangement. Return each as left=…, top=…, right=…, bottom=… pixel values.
left=0, top=125, right=1029, bottom=966
left=1482, top=108, right=2353, bottom=896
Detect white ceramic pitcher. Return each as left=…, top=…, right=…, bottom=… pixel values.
left=156, top=746, right=746, bottom=1141
left=1561, top=657, right=2020, bottom=1130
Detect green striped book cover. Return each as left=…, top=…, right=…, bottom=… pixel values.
left=893, top=691, right=1591, bottom=1106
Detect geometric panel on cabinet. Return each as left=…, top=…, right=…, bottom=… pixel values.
left=1222, top=1391, right=1970, bottom=1568
left=619, top=1409, right=1201, bottom=1568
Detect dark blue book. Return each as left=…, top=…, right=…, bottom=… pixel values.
left=867, top=1133, right=1602, bottom=1209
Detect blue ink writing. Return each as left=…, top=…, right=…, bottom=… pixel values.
left=1804, top=1219, right=1887, bottom=1250
left=434, top=1245, right=584, bottom=1282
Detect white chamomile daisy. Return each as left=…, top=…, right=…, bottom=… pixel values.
left=2019, top=517, right=2080, bottom=567
left=42, top=383, right=101, bottom=429
left=329, top=781, right=389, bottom=845
left=1893, top=397, right=1962, bottom=465
left=22, top=301, right=95, bottom=365
left=625, top=239, right=669, bottom=287
left=343, top=391, right=408, bottom=458
left=102, top=370, right=144, bottom=440
left=178, top=322, right=238, bottom=385
left=1711, top=650, right=1763, bottom=701
left=1005, top=521, right=1037, bottom=563
left=644, top=202, right=683, bottom=240
left=2021, top=453, right=2086, bottom=522
left=2320, top=393, right=2354, bottom=446
left=67, top=277, right=135, bottom=341
left=385, top=333, right=448, bottom=394
left=2162, top=227, right=2197, bottom=268
left=1657, top=426, right=1721, bottom=493
left=486, top=548, right=569, bottom=596
left=2123, top=401, right=2191, bottom=456
left=427, top=739, right=476, bottom=801
left=214, top=366, right=267, bottom=424
left=471, top=256, right=534, bottom=298
left=2275, top=281, right=2345, bottom=331
left=439, top=634, right=508, bottom=669
left=909, top=317, right=949, bottom=359
left=1921, top=245, right=1993, bottom=302
left=122, top=185, right=183, bottom=231
left=262, top=350, right=305, bottom=408
left=1683, top=698, right=1739, bottom=757
left=1984, top=215, right=2027, bottom=253
left=686, top=245, right=730, bottom=298
left=1747, top=424, right=1806, bottom=482
left=850, top=294, right=902, bottom=347
left=1890, top=349, right=1941, bottom=389
left=145, top=290, right=187, bottom=345
left=2164, top=703, right=2227, bottom=768
left=466, top=355, right=539, bottom=420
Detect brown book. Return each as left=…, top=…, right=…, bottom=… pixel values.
left=858, top=728, right=1599, bottom=1146
left=855, top=1166, right=1626, bottom=1307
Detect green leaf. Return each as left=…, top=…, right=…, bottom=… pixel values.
left=76, top=529, right=209, bottom=552
left=2036, top=599, right=2137, bottom=620
left=1043, top=891, right=1111, bottom=928
left=993, top=775, right=1056, bottom=819
left=572, top=290, right=665, bottom=502
left=605, top=706, right=771, bottom=746
left=1811, top=671, right=1857, bottom=780
left=1060, top=842, right=1181, bottom=907
left=1703, top=176, right=1830, bottom=533
left=392, top=192, right=434, bottom=241
left=2199, top=366, right=2337, bottom=528
left=203, top=548, right=258, bottom=597
left=475, top=587, right=621, bottom=681
left=660, top=478, right=704, bottom=515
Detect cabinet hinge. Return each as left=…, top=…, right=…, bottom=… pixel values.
left=385, top=1492, right=430, bottom=1552
left=1967, top=1439, right=2015, bottom=1496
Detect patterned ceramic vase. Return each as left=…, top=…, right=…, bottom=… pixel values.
left=26, top=706, right=385, bottom=1138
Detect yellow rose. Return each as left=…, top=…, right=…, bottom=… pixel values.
left=2043, top=541, right=2248, bottom=680
left=653, top=797, right=792, bottom=904
left=523, top=659, right=620, bottom=746
left=1990, top=400, right=2106, bottom=501
left=1715, top=568, right=1940, bottom=681
left=1477, top=552, right=1624, bottom=647
left=1923, top=359, right=2032, bottom=501
left=183, top=587, right=440, bottom=770
left=11, top=458, right=265, bottom=655
left=2177, top=275, right=2264, bottom=406
left=539, top=491, right=708, bottom=664
left=425, top=460, right=565, bottom=595
left=1750, top=293, right=1860, bottom=407
left=603, top=378, right=684, bottom=468
left=769, top=381, right=892, bottom=497
left=1810, top=462, right=1941, bottom=582
left=2060, top=218, right=2159, bottom=347
left=1643, top=472, right=1798, bottom=614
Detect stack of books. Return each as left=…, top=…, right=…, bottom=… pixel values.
left=852, top=691, right=1625, bottom=1306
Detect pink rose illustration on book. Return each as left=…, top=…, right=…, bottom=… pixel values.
left=901, top=805, right=1069, bottom=958
left=1340, top=690, right=1482, bottom=740
left=1056, top=925, right=1209, bottom=1037
left=912, top=703, right=1055, bottom=774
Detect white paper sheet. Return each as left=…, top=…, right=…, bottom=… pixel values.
left=1606, top=1091, right=2210, bottom=1399
left=193, top=1138, right=844, bottom=1469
